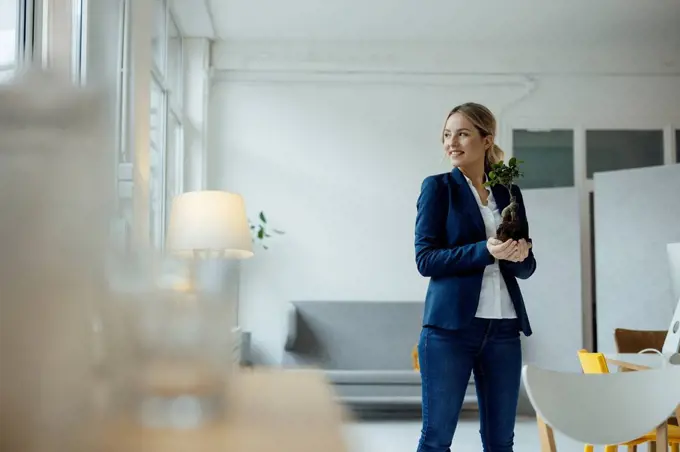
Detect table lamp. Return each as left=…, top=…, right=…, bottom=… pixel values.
left=166, top=190, right=254, bottom=290
left=167, top=190, right=254, bottom=259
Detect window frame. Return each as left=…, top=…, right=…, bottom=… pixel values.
left=502, top=118, right=680, bottom=354
left=70, top=0, right=87, bottom=83
left=0, top=0, right=30, bottom=81
left=147, top=0, right=184, bottom=249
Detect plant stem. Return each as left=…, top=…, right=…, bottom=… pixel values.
left=501, top=184, right=518, bottom=221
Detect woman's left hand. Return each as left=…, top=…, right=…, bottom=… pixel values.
left=507, top=239, right=531, bottom=262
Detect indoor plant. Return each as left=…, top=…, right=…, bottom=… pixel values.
left=249, top=211, right=284, bottom=250
left=484, top=157, right=527, bottom=241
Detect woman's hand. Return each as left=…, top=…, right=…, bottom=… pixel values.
left=487, top=238, right=532, bottom=262
left=514, top=239, right=532, bottom=262
left=486, top=238, right=516, bottom=260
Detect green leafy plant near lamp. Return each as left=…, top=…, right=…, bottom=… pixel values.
left=483, top=157, right=527, bottom=242
left=249, top=211, right=284, bottom=250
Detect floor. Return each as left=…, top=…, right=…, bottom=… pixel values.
left=342, top=416, right=585, bottom=452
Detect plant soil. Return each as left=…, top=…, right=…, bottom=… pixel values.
left=496, top=199, right=526, bottom=242
left=496, top=218, right=524, bottom=242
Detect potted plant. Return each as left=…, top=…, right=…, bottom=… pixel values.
left=484, top=157, right=527, bottom=242
left=249, top=211, right=284, bottom=250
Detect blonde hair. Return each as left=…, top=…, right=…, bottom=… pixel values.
left=442, top=102, right=505, bottom=166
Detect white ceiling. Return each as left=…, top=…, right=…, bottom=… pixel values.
left=207, top=0, right=680, bottom=46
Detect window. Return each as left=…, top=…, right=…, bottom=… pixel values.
left=586, top=130, right=664, bottom=178
left=0, top=0, right=18, bottom=82
left=151, top=0, right=166, bottom=74
left=150, top=77, right=165, bottom=248
left=165, top=112, right=183, bottom=227
left=71, top=0, right=86, bottom=82
left=148, top=1, right=184, bottom=248
left=512, top=129, right=574, bottom=189
left=167, top=16, right=181, bottom=102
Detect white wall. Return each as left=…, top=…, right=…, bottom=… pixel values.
left=594, top=164, right=680, bottom=352
left=208, top=41, right=680, bottom=366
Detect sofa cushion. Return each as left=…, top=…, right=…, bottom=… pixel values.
left=326, top=370, right=421, bottom=385
left=283, top=301, right=424, bottom=370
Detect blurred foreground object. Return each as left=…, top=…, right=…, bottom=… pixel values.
left=105, top=258, right=240, bottom=430
left=0, top=69, right=348, bottom=452
left=95, top=369, right=350, bottom=452
left=0, top=69, right=112, bottom=452
left=102, top=190, right=256, bottom=429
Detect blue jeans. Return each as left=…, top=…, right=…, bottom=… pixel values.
left=416, top=318, right=522, bottom=452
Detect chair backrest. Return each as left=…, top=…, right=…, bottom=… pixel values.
left=662, top=296, right=680, bottom=354
left=522, top=364, right=680, bottom=445
left=614, top=328, right=668, bottom=353
left=577, top=349, right=610, bottom=374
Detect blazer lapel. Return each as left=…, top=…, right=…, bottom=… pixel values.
left=451, top=168, right=485, bottom=237
left=491, top=184, right=510, bottom=216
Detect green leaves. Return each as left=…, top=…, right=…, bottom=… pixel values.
left=249, top=210, right=284, bottom=251
left=483, top=158, right=524, bottom=190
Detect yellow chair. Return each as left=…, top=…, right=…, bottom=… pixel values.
left=577, top=349, right=680, bottom=452
left=412, top=344, right=420, bottom=371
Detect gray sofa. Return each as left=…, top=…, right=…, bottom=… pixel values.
left=282, top=300, right=477, bottom=413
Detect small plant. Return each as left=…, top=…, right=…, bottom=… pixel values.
left=484, top=157, right=526, bottom=241
left=249, top=211, right=284, bottom=250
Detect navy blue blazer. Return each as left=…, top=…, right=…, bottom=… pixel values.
left=414, top=168, right=536, bottom=336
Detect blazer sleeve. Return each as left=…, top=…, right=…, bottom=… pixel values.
left=415, top=176, right=494, bottom=278
left=499, top=185, right=537, bottom=280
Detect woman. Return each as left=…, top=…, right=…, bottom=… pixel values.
left=414, top=102, right=536, bottom=452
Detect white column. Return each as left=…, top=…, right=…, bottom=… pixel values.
left=183, top=37, right=210, bottom=191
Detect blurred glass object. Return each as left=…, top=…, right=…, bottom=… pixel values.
left=0, top=69, right=111, bottom=452
left=513, top=129, right=574, bottom=188
left=105, top=253, right=237, bottom=430
left=586, top=130, right=664, bottom=178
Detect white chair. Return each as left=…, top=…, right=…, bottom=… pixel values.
left=521, top=364, right=680, bottom=446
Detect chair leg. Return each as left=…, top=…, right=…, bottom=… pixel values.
left=649, top=441, right=656, bottom=452
left=671, top=443, right=678, bottom=452
left=537, top=416, right=557, bottom=452
left=628, top=446, right=638, bottom=452
left=584, top=445, right=594, bottom=452
left=604, top=446, right=618, bottom=452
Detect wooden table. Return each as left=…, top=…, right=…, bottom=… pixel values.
left=91, top=368, right=350, bottom=452
left=538, top=354, right=678, bottom=452
left=606, top=353, right=671, bottom=371
left=606, top=354, right=680, bottom=451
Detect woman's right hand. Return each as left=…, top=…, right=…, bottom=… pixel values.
left=486, top=238, right=517, bottom=261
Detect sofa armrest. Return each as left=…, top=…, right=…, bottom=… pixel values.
left=284, top=303, right=298, bottom=351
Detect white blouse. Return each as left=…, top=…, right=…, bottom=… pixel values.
left=462, top=174, right=517, bottom=319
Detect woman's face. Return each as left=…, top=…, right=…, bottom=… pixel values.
left=443, top=112, right=491, bottom=169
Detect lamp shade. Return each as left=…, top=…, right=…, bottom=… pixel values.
left=166, top=190, right=253, bottom=259
left=669, top=242, right=680, bottom=302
